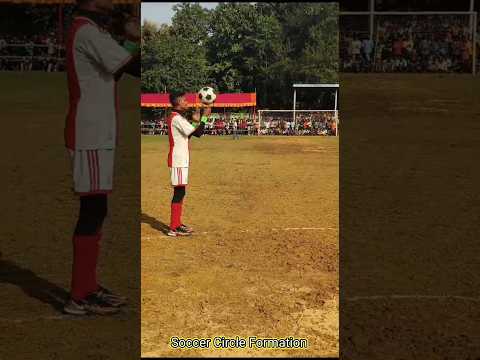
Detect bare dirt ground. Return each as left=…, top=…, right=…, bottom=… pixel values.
left=141, top=135, right=339, bottom=357
left=340, top=74, right=480, bottom=359
left=0, top=73, right=140, bottom=359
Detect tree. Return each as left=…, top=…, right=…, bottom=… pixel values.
left=255, top=2, right=339, bottom=107
left=141, top=22, right=209, bottom=94
left=171, top=3, right=211, bottom=46
left=141, top=20, right=160, bottom=42
left=141, top=2, right=339, bottom=109
left=207, top=3, right=284, bottom=94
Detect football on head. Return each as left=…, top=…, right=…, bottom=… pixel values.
left=198, top=87, right=217, bottom=105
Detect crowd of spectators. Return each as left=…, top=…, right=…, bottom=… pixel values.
left=141, top=112, right=338, bottom=136
left=260, top=112, right=337, bottom=136
left=341, top=15, right=478, bottom=73
left=0, top=33, right=64, bottom=71
left=141, top=116, right=258, bottom=136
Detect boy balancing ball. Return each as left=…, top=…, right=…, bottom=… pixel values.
left=166, top=88, right=216, bottom=237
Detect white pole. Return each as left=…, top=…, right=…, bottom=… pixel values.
left=293, top=89, right=297, bottom=132
left=258, top=110, right=261, bottom=135
left=334, top=89, right=338, bottom=111
left=335, top=111, right=339, bottom=137
left=473, top=12, right=477, bottom=75
left=369, top=0, right=375, bottom=41
left=335, top=89, right=338, bottom=137
left=470, top=0, right=475, bottom=28
left=335, top=90, right=338, bottom=137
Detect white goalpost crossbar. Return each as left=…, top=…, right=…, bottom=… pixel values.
left=258, top=110, right=338, bottom=112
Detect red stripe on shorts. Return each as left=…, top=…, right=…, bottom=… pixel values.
left=88, top=150, right=98, bottom=191
left=91, top=150, right=96, bottom=191
left=87, top=151, right=93, bottom=191
left=94, top=150, right=99, bottom=191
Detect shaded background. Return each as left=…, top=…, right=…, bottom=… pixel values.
left=340, top=0, right=480, bottom=358
left=0, top=2, right=141, bottom=359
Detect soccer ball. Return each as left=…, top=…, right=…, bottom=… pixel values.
left=198, top=86, right=217, bottom=105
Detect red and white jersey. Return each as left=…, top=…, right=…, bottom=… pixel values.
left=65, top=16, right=132, bottom=150
left=167, top=112, right=195, bottom=168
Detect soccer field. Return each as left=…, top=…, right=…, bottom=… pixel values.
left=340, top=73, right=480, bottom=359
left=141, top=135, right=339, bottom=357
left=3, top=71, right=477, bottom=358
left=0, top=72, right=140, bottom=359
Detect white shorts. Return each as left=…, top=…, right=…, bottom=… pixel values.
left=170, top=167, right=189, bottom=186
left=68, top=149, right=115, bottom=195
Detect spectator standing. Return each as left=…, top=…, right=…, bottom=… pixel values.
left=351, top=36, right=362, bottom=62
left=47, top=37, right=56, bottom=72
left=361, top=37, right=374, bottom=65
left=0, top=37, right=6, bottom=55
left=25, top=39, right=34, bottom=71
left=232, top=119, right=239, bottom=140
left=393, top=38, right=403, bottom=59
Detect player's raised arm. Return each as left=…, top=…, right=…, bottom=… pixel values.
left=189, top=106, right=212, bottom=138
left=115, top=16, right=141, bottom=79
left=76, top=12, right=140, bottom=79
left=78, top=24, right=131, bottom=73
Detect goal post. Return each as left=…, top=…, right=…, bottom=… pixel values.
left=292, top=84, right=339, bottom=130
left=257, top=110, right=339, bottom=136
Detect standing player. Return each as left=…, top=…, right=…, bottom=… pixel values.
left=232, top=118, right=239, bottom=140
left=63, top=0, right=140, bottom=315
left=167, top=92, right=212, bottom=236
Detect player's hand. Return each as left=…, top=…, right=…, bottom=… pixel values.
left=124, top=17, right=140, bottom=41
left=202, top=106, right=212, bottom=117
left=191, top=108, right=201, bottom=122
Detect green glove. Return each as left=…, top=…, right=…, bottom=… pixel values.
left=123, top=40, right=140, bottom=55
left=192, top=116, right=209, bottom=129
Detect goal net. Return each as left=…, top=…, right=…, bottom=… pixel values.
left=257, top=110, right=338, bottom=136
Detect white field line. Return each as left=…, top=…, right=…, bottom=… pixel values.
left=0, top=309, right=136, bottom=323
left=273, top=227, right=337, bottom=231
left=143, top=227, right=337, bottom=239
left=0, top=315, right=77, bottom=323
left=346, top=295, right=480, bottom=302
left=200, top=227, right=337, bottom=235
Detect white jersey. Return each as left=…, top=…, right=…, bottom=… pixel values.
left=167, top=111, right=196, bottom=168
left=65, top=16, right=132, bottom=150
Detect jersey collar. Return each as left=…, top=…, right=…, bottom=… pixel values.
left=75, top=9, right=112, bottom=30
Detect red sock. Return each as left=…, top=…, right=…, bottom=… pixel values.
left=71, top=232, right=101, bottom=301
left=92, top=232, right=101, bottom=292
left=178, top=201, right=183, bottom=226
left=170, top=202, right=183, bottom=230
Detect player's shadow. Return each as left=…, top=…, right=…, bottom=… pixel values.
left=0, top=259, right=69, bottom=312
left=141, top=212, right=170, bottom=235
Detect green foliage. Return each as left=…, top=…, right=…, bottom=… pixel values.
left=142, top=2, right=338, bottom=108
left=171, top=3, right=211, bottom=46
left=141, top=23, right=209, bottom=94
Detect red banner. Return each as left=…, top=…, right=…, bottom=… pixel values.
left=141, top=93, right=256, bottom=108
